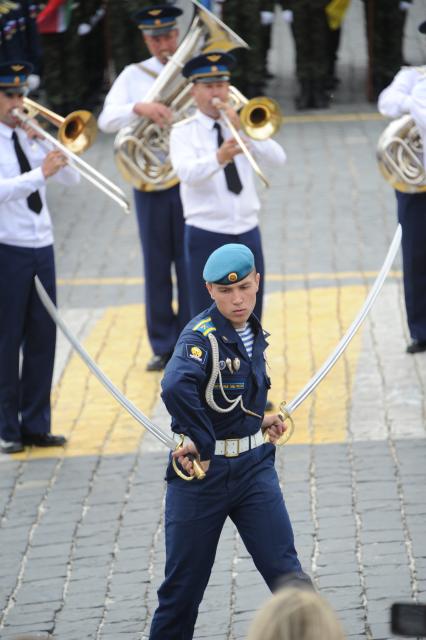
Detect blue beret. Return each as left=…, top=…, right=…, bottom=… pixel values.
left=183, top=52, right=236, bottom=83
left=0, top=61, right=33, bottom=91
left=133, top=5, right=182, bottom=35
left=203, top=244, right=255, bottom=285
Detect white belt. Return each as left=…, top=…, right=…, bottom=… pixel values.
left=215, top=431, right=265, bottom=457
left=173, top=431, right=265, bottom=458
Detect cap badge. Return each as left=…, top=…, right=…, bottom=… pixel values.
left=11, top=65, right=24, bottom=72
left=149, top=9, right=162, bottom=16
left=207, top=55, right=221, bottom=63
left=228, top=272, right=238, bottom=282
left=13, top=77, right=20, bottom=84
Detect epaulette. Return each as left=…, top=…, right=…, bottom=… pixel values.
left=192, top=316, right=216, bottom=336
left=173, top=114, right=196, bottom=128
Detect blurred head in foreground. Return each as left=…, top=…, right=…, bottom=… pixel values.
left=246, top=587, right=346, bottom=640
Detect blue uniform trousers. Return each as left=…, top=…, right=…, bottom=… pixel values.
left=184, top=225, right=265, bottom=319
left=149, top=445, right=305, bottom=640
left=134, top=186, right=190, bottom=356
left=396, top=191, right=426, bottom=342
left=0, top=244, right=56, bottom=442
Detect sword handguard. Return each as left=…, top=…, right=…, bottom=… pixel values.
left=263, top=401, right=295, bottom=446
left=172, top=434, right=206, bottom=481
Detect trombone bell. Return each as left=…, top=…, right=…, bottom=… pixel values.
left=239, top=97, right=283, bottom=141
left=22, top=97, right=97, bottom=155
left=59, top=111, right=97, bottom=154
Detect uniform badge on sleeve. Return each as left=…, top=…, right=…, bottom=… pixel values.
left=185, top=344, right=208, bottom=365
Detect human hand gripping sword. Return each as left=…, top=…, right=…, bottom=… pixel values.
left=34, top=276, right=205, bottom=481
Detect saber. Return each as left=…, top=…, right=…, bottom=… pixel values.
left=34, top=276, right=205, bottom=480
left=274, top=224, right=402, bottom=445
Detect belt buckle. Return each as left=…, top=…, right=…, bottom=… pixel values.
left=224, top=438, right=240, bottom=457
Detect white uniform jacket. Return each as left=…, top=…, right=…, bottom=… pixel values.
left=169, top=110, right=287, bottom=235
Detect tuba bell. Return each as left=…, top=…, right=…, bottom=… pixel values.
left=376, top=114, right=426, bottom=194
left=113, top=0, right=248, bottom=191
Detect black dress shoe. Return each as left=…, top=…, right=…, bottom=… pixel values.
left=406, top=340, right=426, bottom=354
left=22, top=433, right=67, bottom=447
left=146, top=353, right=171, bottom=372
left=0, top=439, right=24, bottom=454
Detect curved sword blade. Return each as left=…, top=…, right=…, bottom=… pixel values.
left=284, top=224, right=402, bottom=416
left=34, top=276, right=176, bottom=450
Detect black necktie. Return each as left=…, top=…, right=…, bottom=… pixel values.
left=214, top=122, right=243, bottom=195
left=12, top=131, right=43, bottom=214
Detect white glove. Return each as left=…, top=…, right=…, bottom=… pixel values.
left=260, top=10, right=274, bottom=26
left=399, top=1, right=411, bottom=9
left=282, top=10, right=293, bottom=24
left=27, top=74, right=40, bottom=91
left=77, top=22, right=91, bottom=36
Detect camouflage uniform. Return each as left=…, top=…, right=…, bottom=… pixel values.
left=219, top=0, right=264, bottom=96
left=38, top=1, right=87, bottom=115
left=288, top=0, right=330, bottom=109
left=259, top=1, right=290, bottom=77
left=105, top=0, right=148, bottom=76
left=362, top=0, right=411, bottom=100
left=78, top=0, right=106, bottom=109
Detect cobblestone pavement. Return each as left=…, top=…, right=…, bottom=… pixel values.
left=1, top=2, right=426, bottom=639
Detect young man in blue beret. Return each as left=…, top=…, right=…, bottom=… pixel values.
left=148, top=243, right=311, bottom=640
left=0, top=61, right=79, bottom=454
left=98, top=4, right=190, bottom=372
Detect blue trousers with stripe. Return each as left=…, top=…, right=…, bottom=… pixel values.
left=396, top=191, right=426, bottom=342
left=184, top=225, right=265, bottom=320
left=134, top=186, right=190, bottom=356
left=149, top=445, right=309, bottom=640
left=0, top=243, right=56, bottom=442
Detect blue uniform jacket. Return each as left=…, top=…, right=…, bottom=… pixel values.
left=161, top=303, right=271, bottom=461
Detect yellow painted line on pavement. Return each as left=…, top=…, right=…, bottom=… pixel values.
left=13, top=283, right=367, bottom=459
left=14, top=305, right=160, bottom=460
left=266, top=286, right=364, bottom=445
left=57, top=270, right=401, bottom=287
left=283, top=112, right=385, bottom=124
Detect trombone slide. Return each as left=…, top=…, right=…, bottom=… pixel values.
left=13, top=106, right=130, bottom=213
left=212, top=98, right=270, bottom=188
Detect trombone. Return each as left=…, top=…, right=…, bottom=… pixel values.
left=12, top=98, right=130, bottom=213
left=212, top=88, right=283, bottom=189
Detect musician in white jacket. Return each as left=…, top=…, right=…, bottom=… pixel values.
left=378, top=20, right=426, bottom=354
left=0, top=61, right=80, bottom=454
left=98, top=5, right=190, bottom=372
left=170, top=51, right=286, bottom=319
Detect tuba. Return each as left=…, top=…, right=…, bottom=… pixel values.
left=376, top=66, right=426, bottom=194
left=114, top=0, right=248, bottom=191
left=377, top=115, right=426, bottom=194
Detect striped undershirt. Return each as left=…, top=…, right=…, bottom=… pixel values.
left=236, top=322, right=255, bottom=359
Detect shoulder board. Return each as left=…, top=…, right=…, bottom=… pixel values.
left=173, top=115, right=196, bottom=128
left=192, top=316, right=216, bottom=336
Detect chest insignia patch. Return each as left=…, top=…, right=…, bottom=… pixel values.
left=185, top=343, right=208, bottom=365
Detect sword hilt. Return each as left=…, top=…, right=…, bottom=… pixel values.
left=172, top=434, right=206, bottom=481
left=263, top=401, right=295, bottom=446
